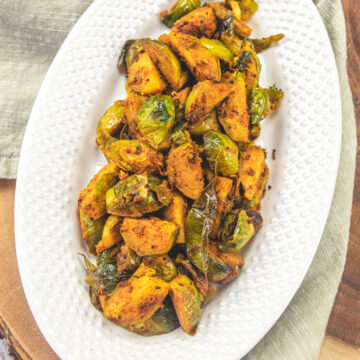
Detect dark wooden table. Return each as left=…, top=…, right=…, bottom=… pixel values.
left=319, top=0, right=360, bottom=358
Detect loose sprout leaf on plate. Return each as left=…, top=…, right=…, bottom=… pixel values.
left=78, top=0, right=284, bottom=337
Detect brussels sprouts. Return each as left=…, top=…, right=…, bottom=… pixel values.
left=78, top=162, right=120, bottom=220
left=95, top=215, right=122, bottom=255
left=210, top=177, right=233, bottom=239
left=218, top=73, right=250, bottom=143
left=185, top=179, right=217, bottom=272
left=172, top=7, right=217, bottom=38
left=234, top=18, right=253, bottom=37
left=116, top=245, right=142, bottom=274
left=219, top=209, right=263, bottom=252
left=106, top=174, right=172, bottom=217
left=79, top=209, right=106, bottom=255
left=121, top=217, right=179, bottom=256
left=248, top=87, right=270, bottom=124
left=175, top=254, right=208, bottom=296
left=169, top=32, right=221, bottom=82
left=160, top=0, right=202, bottom=28
left=102, top=275, right=170, bottom=326
left=125, top=41, right=167, bottom=96
left=231, top=40, right=260, bottom=88
left=185, top=80, right=232, bottom=123
left=124, top=93, right=146, bottom=140
left=129, top=297, right=179, bottom=336
left=203, top=130, right=239, bottom=177
left=163, top=192, right=188, bottom=244
left=207, top=241, right=244, bottom=283
left=142, top=40, right=188, bottom=91
left=221, top=34, right=243, bottom=55
left=199, top=38, right=234, bottom=62
left=264, top=87, right=284, bottom=110
left=143, top=255, right=178, bottom=282
left=236, top=145, right=268, bottom=203
left=96, top=101, right=126, bottom=137
left=137, top=95, right=176, bottom=151
left=209, top=2, right=234, bottom=36
left=188, top=110, right=219, bottom=135
left=167, top=142, right=205, bottom=200
left=237, top=0, right=258, bottom=20
left=251, top=33, right=285, bottom=53
left=106, top=139, right=164, bottom=174
left=97, top=244, right=120, bottom=266
left=169, top=274, right=203, bottom=335
left=171, top=121, right=190, bottom=146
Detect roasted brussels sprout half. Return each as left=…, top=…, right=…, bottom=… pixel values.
left=248, top=87, right=270, bottom=124
left=78, top=163, right=120, bottom=220
left=106, top=174, right=172, bottom=217
left=137, top=95, right=176, bottom=151
left=105, top=139, right=164, bottom=174
left=163, top=192, right=188, bottom=244
left=209, top=2, right=234, bottom=36
left=124, top=93, right=146, bottom=140
left=171, top=121, right=191, bottom=146
left=188, top=110, right=219, bottom=135
left=210, top=176, right=233, bottom=238
left=167, top=142, right=205, bottom=200
left=185, top=80, right=232, bottom=123
left=121, top=217, right=179, bottom=256
left=142, top=40, right=188, bottom=91
left=203, top=130, right=239, bottom=177
left=231, top=40, right=260, bottom=89
left=143, top=255, right=178, bottom=282
left=219, top=209, right=263, bottom=252
left=125, top=41, right=167, bottom=96
left=172, top=6, right=217, bottom=38
left=96, top=100, right=126, bottom=138
left=160, top=0, right=202, bottom=28
left=102, top=275, right=170, bottom=326
left=169, top=32, right=221, bottom=82
left=199, top=38, right=234, bottom=62
left=95, top=215, right=122, bottom=255
left=169, top=274, right=203, bottom=335
left=264, top=87, right=284, bottom=110
left=251, top=33, right=285, bottom=53
left=186, top=179, right=217, bottom=272
left=129, top=297, right=180, bottom=336
left=218, top=73, right=250, bottom=143
left=207, top=241, right=244, bottom=283
left=237, top=0, right=258, bottom=20
left=236, top=145, right=268, bottom=203
left=79, top=209, right=106, bottom=255
left=116, top=245, right=142, bottom=274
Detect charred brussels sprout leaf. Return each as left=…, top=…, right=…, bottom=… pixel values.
left=121, top=217, right=179, bottom=256
left=106, top=174, right=172, bottom=217
left=78, top=163, right=120, bottom=220
left=185, top=179, right=217, bottom=272
left=209, top=2, right=234, bottom=36
left=207, top=241, right=244, bottom=283
left=167, top=142, right=205, bottom=200
left=143, top=255, right=178, bottom=282
left=172, top=7, right=217, bottom=38
left=160, top=0, right=202, bottom=28
left=219, top=210, right=263, bottom=252
left=169, top=274, right=203, bottom=335
left=251, top=33, right=285, bottom=53
left=199, top=38, right=234, bottom=62
left=232, top=51, right=252, bottom=73
left=203, top=130, right=239, bottom=177
left=137, top=95, right=176, bottom=151
left=79, top=209, right=106, bottom=255
left=129, top=298, right=179, bottom=336
left=102, top=275, right=170, bottom=326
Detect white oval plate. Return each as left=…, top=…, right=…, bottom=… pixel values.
left=15, top=0, right=341, bottom=359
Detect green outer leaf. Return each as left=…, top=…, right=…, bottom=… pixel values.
left=185, top=179, right=218, bottom=272
left=199, top=38, right=234, bottom=62
left=161, top=0, right=202, bottom=28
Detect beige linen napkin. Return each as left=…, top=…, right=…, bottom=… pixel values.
left=0, top=0, right=356, bottom=359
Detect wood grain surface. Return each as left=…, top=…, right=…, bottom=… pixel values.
left=322, top=0, right=360, bottom=349
left=0, top=1, right=359, bottom=359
